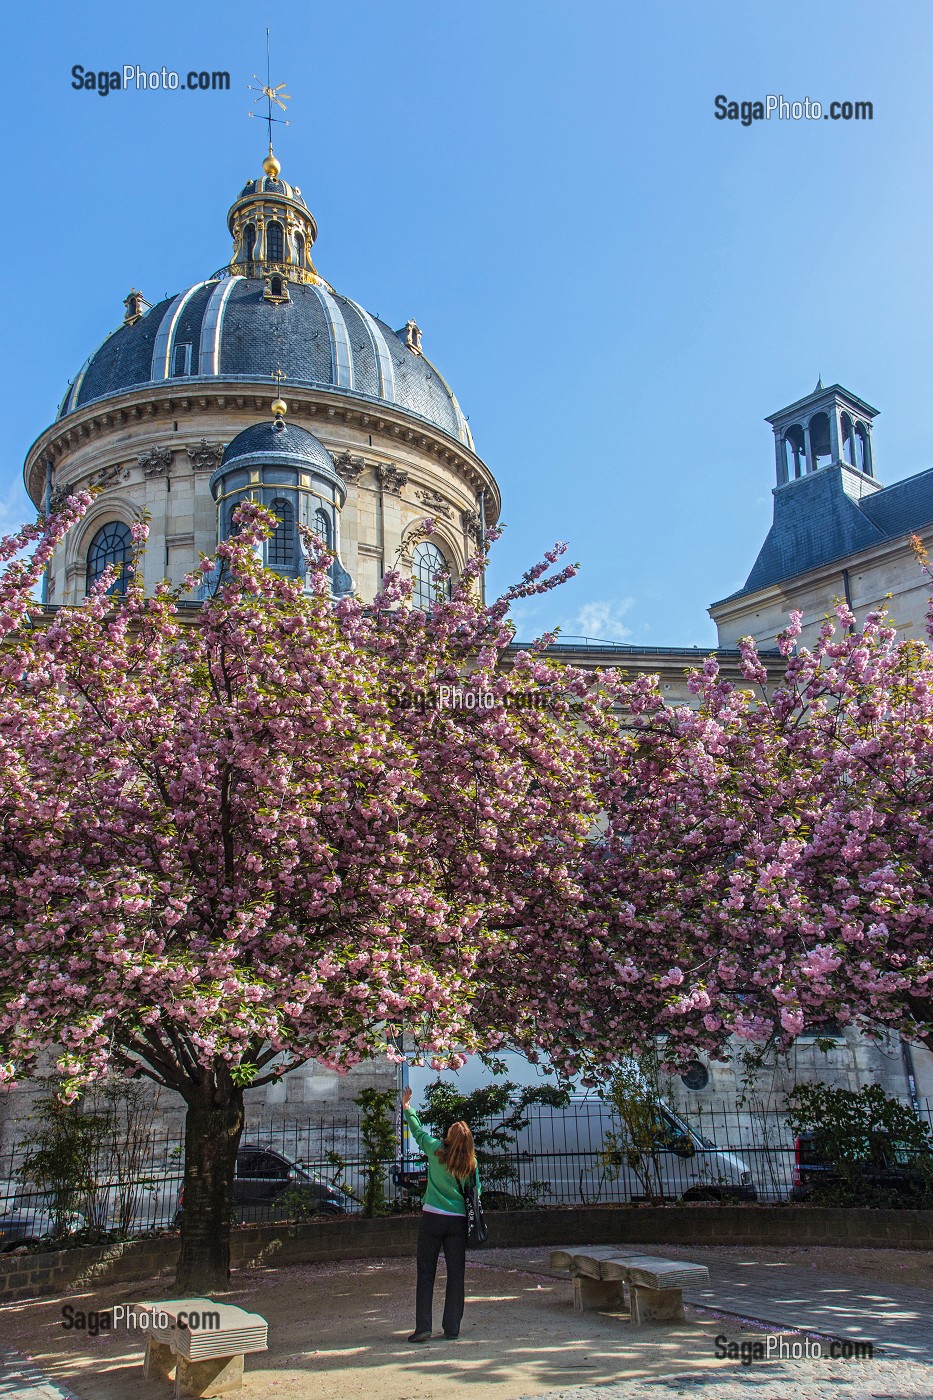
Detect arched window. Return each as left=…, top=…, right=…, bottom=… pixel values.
left=243, top=224, right=256, bottom=261
left=269, top=275, right=283, bottom=299
left=294, top=232, right=305, bottom=267
left=783, top=424, right=806, bottom=480
left=412, top=541, right=451, bottom=610
left=86, top=521, right=132, bottom=597
left=840, top=412, right=856, bottom=466
left=313, top=508, right=331, bottom=548
left=808, top=412, right=831, bottom=471
left=267, top=221, right=284, bottom=262
left=268, top=498, right=295, bottom=571
left=855, top=422, right=871, bottom=476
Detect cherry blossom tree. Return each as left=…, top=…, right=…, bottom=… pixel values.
left=5, top=493, right=933, bottom=1288
left=496, top=592, right=933, bottom=1080
left=0, top=497, right=625, bottom=1290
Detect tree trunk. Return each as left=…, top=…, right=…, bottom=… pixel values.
left=175, top=1083, right=244, bottom=1293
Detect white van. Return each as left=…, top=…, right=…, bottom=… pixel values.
left=512, top=1097, right=757, bottom=1205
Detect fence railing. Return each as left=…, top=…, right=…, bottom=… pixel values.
left=0, top=1096, right=930, bottom=1245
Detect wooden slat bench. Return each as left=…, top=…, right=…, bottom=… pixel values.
left=131, top=1297, right=268, bottom=1398
left=549, top=1247, right=710, bottom=1324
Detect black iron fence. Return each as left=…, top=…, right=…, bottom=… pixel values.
left=0, top=1096, right=931, bottom=1246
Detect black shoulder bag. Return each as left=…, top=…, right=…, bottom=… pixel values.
left=459, top=1167, right=489, bottom=1248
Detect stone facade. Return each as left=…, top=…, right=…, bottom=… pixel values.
left=26, top=385, right=497, bottom=611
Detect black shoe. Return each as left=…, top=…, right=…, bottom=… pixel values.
left=407, top=1330, right=432, bottom=1343
left=443, top=1331, right=460, bottom=1339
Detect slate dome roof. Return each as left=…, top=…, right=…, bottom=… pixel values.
left=58, top=276, right=473, bottom=449
left=219, top=418, right=335, bottom=473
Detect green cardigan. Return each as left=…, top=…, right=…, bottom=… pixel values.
left=404, top=1108, right=481, bottom=1215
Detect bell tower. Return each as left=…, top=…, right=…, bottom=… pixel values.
left=767, top=380, right=879, bottom=486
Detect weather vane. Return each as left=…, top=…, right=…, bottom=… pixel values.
left=247, top=28, right=291, bottom=156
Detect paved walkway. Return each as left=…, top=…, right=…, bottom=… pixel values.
left=512, top=1244, right=933, bottom=1400
left=678, top=1250, right=932, bottom=1362
left=0, top=1354, right=75, bottom=1400
left=521, top=1358, right=933, bottom=1400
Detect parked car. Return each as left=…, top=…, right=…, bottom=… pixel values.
left=512, top=1098, right=757, bottom=1204
left=791, top=1129, right=933, bottom=1203
left=0, top=1192, right=85, bottom=1251
left=175, top=1144, right=356, bottom=1223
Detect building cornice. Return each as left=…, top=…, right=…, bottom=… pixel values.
left=24, top=383, right=500, bottom=521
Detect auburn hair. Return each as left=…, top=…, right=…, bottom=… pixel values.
left=435, top=1121, right=476, bottom=1180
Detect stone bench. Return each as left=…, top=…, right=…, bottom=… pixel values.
left=132, top=1297, right=268, bottom=1398
left=549, top=1246, right=710, bottom=1325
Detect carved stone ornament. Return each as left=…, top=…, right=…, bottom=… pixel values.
left=416, top=487, right=453, bottom=519
left=187, top=439, right=225, bottom=472
left=375, top=462, right=408, bottom=495
left=93, top=462, right=130, bottom=488
left=48, top=484, right=69, bottom=513
left=138, top=446, right=174, bottom=477
left=462, top=508, right=482, bottom=541
left=333, top=451, right=366, bottom=482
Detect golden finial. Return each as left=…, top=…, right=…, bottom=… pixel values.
left=271, top=398, right=287, bottom=419
left=262, top=149, right=281, bottom=180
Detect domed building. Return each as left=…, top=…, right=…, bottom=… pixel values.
left=24, top=149, right=499, bottom=607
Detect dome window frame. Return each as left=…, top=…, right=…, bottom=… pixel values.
left=411, top=540, right=452, bottom=611
left=86, top=520, right=134, bottom=598
left=266, top=220, right=285, bottom=264
left=267, top=497, right=297, bottom=574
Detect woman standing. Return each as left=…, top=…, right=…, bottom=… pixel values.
left=401, top=1085, right=480, bottom=1342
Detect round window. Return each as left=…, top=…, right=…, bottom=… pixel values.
left=680, top=1060, right=709, bottom=1091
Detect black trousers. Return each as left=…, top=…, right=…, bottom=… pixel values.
left=415, top=1210, right=467, bottom=1335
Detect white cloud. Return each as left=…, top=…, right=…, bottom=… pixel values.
left=0, top=481, right=32, bottom=536
left=566, top=598, right=636, bottom=642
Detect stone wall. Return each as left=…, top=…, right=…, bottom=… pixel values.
left=3, top=1206, right=932, bottom=1303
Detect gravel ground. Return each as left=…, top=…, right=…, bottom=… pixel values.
left=0, top=1245, right=930, bottom=1400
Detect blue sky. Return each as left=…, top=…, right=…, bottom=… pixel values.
left=2, top=1, right=932, bottom=647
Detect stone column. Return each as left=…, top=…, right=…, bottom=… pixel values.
left=829, top=407, right=842, bottom=464
left=774, top=432, right=788, bottom=485
left=804, top=422, right=814, bottom=474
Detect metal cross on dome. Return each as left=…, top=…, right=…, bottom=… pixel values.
left=247, top=28, right=291, bottom=153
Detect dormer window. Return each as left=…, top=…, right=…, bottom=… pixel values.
left=264, top=274, right=289, bottom=304
left=122, top=288, right=148, bottom=325
left=172, top=342, right=192, bottom=377
left=267, top=221, right=284, bottom=263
